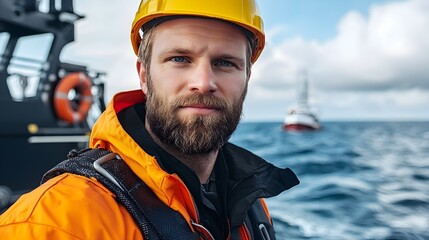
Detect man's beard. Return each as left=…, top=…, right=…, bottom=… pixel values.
left=145, top=77, right=247, bottom=155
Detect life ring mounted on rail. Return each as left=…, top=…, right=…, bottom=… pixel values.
left=54, top=72, right=93, bottom=124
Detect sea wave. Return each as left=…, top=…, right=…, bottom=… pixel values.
left=232, top=121, right=429, bottom=240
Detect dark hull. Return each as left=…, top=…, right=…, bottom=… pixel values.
left=0, top=136, right=86, bottom=191
left=0, top=100, right=89, bottom=192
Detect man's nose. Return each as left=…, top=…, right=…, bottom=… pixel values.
left=187, top=61, right=217, bottom=94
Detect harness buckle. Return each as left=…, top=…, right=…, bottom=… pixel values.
left=93, top=152, right=124, bottom=190
left=259, top=223, right=271, bottom=240
left=191, top=220, right=215, bottom=240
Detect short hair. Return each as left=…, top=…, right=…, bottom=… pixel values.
left=137, top=26, right=156, bottom=74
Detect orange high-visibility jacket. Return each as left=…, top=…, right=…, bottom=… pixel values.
left=0, top=90, right=299, bottom=239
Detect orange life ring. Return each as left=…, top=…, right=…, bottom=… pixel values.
left=54, top=72, right=93, bottom=124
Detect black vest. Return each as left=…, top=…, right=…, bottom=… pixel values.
left=42, top=148, right=276, bottom=240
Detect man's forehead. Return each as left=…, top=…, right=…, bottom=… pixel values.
left=152, top=18, right=248, bottom=53
left=142, top=16, right=251, bottom=40
left=155, top=17, right=244, bottom=35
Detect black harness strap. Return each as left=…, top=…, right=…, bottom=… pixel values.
left=41, top=148, right=199, bottom=240
left=247, top=199, right=276, bottom=240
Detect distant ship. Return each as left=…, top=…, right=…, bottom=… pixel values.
left=0, top=0, right=106, bottom=211
left=283, top=72, right=321, bottom=131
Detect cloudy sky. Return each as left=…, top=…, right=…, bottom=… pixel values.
left=61, top=0, right=429, bottom=122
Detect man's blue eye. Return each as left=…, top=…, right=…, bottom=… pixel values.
left=216, top=60, right=233, bottom=67
left=171, top=57, right=186, bottom=62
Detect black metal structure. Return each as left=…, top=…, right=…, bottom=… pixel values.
left=0, top=0, right=106, bottom=211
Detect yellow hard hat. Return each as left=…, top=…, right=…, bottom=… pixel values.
left=131, top=0, right=265, bottom=63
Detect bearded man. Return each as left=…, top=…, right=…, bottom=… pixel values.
left=0, top=1, right=299, bottom=239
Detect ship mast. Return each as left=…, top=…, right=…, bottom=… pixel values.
left=298, top=71, right=309, bottom=109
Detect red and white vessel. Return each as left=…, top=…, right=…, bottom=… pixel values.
left=283, top=73, right=321, bottom=131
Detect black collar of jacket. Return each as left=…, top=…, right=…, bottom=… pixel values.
left=116, top=102, right=300, bottom=228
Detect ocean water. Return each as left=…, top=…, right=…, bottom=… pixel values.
left=230, top=122, right=429, bottom=240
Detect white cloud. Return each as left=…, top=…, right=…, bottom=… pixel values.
left=249, top=0, right=429, bottom=120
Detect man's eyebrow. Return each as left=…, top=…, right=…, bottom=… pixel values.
left=217, top=54, right=245, bottom=65
left=160, top=48, right=192, bottom=55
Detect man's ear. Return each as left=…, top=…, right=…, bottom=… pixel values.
left=137, top=60, right=148, bottom=94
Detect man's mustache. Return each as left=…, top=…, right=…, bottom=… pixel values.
left=172, top=93, right=228, bottom=111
